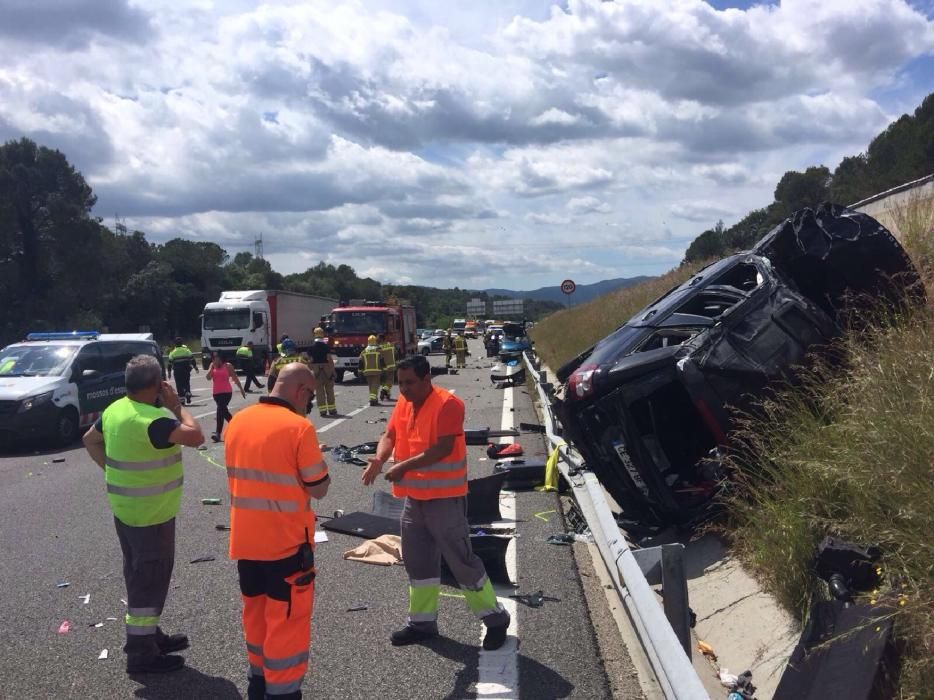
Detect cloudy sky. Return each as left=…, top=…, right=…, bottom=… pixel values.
left=2, top=0, right=933, bottom=290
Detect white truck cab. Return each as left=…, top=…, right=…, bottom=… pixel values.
left=0, top=331, right=163, bottom=445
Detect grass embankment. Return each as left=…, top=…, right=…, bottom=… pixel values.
left=530, top=202, right=934, bottom=692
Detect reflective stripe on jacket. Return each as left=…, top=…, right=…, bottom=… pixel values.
left=454, top=335, right=466, bottom=351
left=359, top=346, right=382, bottom=376
left=103, top=397, right=183, bottom=527
left=391, top=386, right=468, bottom=500
left=379, top=343, right=396, bottom=370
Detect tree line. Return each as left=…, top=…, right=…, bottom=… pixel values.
left=684, top=92, right=934, bottom=262
left=0, top=137, right=560, bottom=347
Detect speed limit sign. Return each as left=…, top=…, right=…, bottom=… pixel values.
left=560, top=279, right=576, bottom=295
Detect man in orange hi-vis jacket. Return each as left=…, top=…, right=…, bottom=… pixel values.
left=361, top=354, right=511, bottom=650
left=225, top=363, right=330, bottom=700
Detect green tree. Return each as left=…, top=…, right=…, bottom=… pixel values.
left=774, top=166, right=831, bottom=218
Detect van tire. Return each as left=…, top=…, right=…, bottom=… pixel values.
left=57, top=407, right=80, bottom=446
left=420, top=347, right=430, bottom=356
left=202, top=357, right=210, bottom=370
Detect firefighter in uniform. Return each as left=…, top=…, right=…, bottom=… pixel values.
left=268, top=339, right=310, bottom=392
left=225, top=363, right=330, bottom=700
left=359, top=335, right=384, bottom=406
left=81, top=355, right=205, bottom=674
left=309, top=327, right=338, bottom=417
left=453, top=332, right=467, bottom=369
left=362, top=354, right=511, bottom=650
left=167, top=338, right=199, bottom=405
left=442, top=330, right=454, bottom=368
left=378, top=333, right=396, bottom=401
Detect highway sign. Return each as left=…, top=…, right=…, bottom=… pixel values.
left=492, top=299, right=524, bottom=316
left=560, top=279, right=577, bottom=295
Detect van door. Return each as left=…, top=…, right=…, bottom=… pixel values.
left=73, top=344, right=108, bottom=420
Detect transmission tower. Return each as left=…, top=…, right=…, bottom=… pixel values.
left=254, top=233, right=264, bottom=260
left=114, top=213, right=127, bottom=235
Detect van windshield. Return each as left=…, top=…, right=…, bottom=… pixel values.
left=0, top=344, right=78, bottom=377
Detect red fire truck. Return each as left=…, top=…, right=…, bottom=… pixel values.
left=328, top=301, right=418, bottom=382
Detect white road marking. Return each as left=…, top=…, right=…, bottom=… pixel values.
left=317, top=404, right=369, bottom=433
left=476, top=383, right=519, bottom=698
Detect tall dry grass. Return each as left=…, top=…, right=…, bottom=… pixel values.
left=725, top=199, right=934, bottom=693
left=529, top=261, right=707, bottom=371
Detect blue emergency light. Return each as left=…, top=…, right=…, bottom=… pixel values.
left=26, top=331, right=100, bottom=341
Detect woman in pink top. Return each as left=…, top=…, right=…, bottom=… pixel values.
left=206, top=352, right=245, bottom=442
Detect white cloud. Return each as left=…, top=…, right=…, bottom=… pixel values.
left=0, top=0, right=931, bottom=289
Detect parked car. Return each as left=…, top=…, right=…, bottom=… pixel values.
left=418, top=335, right=446, bottom=355
left=0, top=331, right=164, bottom=445
left=554, top=204, right=924, bottom=527
left=499, top=322, right=532, bottom=359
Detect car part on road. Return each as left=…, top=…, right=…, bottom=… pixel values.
left=555, top=203, right=924, bottom=527
left=190, top=556, right=216, bottom=564
left=200, top=498, right=222, bottom=505
left=493, top=457, right=546, bottom=490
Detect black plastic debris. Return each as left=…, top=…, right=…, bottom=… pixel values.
left=52, top=457, right=66, bottom=463
left=509, top=590, right=561, bottom=608
left=519, top=422, right=546, bottom=433
left=215, top=524, right=231, bottom=531
left=346, top=604, right=369, bottom=612
left=546, top=533, right=575, bottom=545
left=190, top=556, right=216, bottom=564
left=56, top=581, right=70, bottom=588
left=331, top=443, right=378, bottom=466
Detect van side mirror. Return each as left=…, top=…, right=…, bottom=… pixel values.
left=81, top=369, right=99, bottom=379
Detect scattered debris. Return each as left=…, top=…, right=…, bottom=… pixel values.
left=314, top=530, right=328, bottom=544
left=57, top=621, right=70, bottom=634
left=120, top=598, right=127, bottom=606
left=197, top=445, right=208, bottom=451
left=718, top=669, right=739, bottom=687
left=215, top=524, right=230, bottom=531
left=486, top=442, right=523, bottom=459
left=332, top=443, right=378, bottom=466
left=343, top=535, right=403, bottom=566
left=52, top=457, right=66, bottom=463
left=509, top=590, right=561, bottom=608
left=190, top=556, right=216, bottom=564
left=697, top=640, right=717, bottom=661
left=534, top=510, right=556, bottom=522
left=346, top=604, right=369, bottom=612
left=56, top=581, right=70, bottom=588
left=201, top=498, right=221, bottom=505
left=106, top=617, right=118, bottom=621
left=365, top=418, right=387, bottom=424
left=98, top=649, right=108, bottom=660
left=89, top=622, right=104, bottom=628
left=519, top=422, right=546, bottom=433
left=79, top=594, right=90, bottom=605
left=546, top=533, right=576, bottom=546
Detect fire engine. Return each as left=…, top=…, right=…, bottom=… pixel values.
left=328, top=301, right=418, bottom=382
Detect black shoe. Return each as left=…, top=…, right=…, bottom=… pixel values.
left=211, top=433, right=220, bottom=443
left=328, top=411, right=339, bottom=417
left=482, top=619, right=510, bottom=651
left=390, top=625, right=437, bottom=646
left=126, top=653, right=185, bottom=674
left=156, top=631, right=189, bottom=654
left=370, top=400, right=378, bottom=407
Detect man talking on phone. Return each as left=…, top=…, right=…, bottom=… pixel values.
left=83, top=355, right=205, bottom=674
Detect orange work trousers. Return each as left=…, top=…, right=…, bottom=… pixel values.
left=238, top=557, right=315, bottom=700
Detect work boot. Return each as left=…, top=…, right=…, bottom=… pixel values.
left=370, top=399, right=378, bottom=407
left=185, top=391, right=192, bottom=404
left=482, top=616, right=510, bottom=651
left=211, top=433, right=220, bottom=443
left=126, top=653, right=185, bottom=674
left=156, top=629, right=189, bottom=654
left=328, top=410, right=339, bottom=417
left=390, top=625, right=437, bottom=646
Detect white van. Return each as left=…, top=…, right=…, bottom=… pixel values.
left=0, top=331, right=163, bottom=445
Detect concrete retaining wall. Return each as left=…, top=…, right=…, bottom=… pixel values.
left=851, top=174, right=934, bottom=239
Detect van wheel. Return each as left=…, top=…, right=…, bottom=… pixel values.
left=57, top=407, right=80, bottom=446
left=202, top=357, right=210, bottom=370
left=421, top=347, right=430, bottom=356
left=335, top=370, right=345, bottom=384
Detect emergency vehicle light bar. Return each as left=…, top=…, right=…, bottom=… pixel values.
left=26, top=331, right=100, bottom=341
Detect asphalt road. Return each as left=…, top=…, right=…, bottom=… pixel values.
left=0, top=340, right=612, bottom=699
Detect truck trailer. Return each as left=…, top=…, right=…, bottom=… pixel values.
left=200, top=290, right=338, bottom=369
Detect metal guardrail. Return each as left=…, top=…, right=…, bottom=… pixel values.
left=522, top=352, right=710, bottom=700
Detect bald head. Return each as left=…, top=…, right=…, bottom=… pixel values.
left=271, top=363, right=316, bottom=414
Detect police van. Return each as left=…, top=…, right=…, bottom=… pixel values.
left=0, top=331, right=163, bottom=445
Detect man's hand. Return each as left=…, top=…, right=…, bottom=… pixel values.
left=160, top=382, right=181, bottom=414
left=361, top=457, right=384, bottom=486
left=384, top=462, right=407, bottom=483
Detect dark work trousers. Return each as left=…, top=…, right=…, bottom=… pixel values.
left=114, top=516, right=176, bottom=655
left=173, top=368, right=192, bottom=400
left=214, top=392, right=233, bottom=437
left=240, top=358, right=260, bottom=391
left=238, top=556, right=315, bottom=700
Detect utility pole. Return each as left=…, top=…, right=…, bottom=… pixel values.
left=254, top=233, right=264, bottom=260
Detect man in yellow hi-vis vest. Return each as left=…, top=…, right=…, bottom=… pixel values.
left=359, top=335, right=384, bottom=406
left=82, top=355, right=204, bottom=674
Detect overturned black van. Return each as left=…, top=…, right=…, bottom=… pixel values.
left=554, top=204, right=924, bottom=527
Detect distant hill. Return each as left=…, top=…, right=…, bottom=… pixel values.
left=483, top=276, right=653, bottom=304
